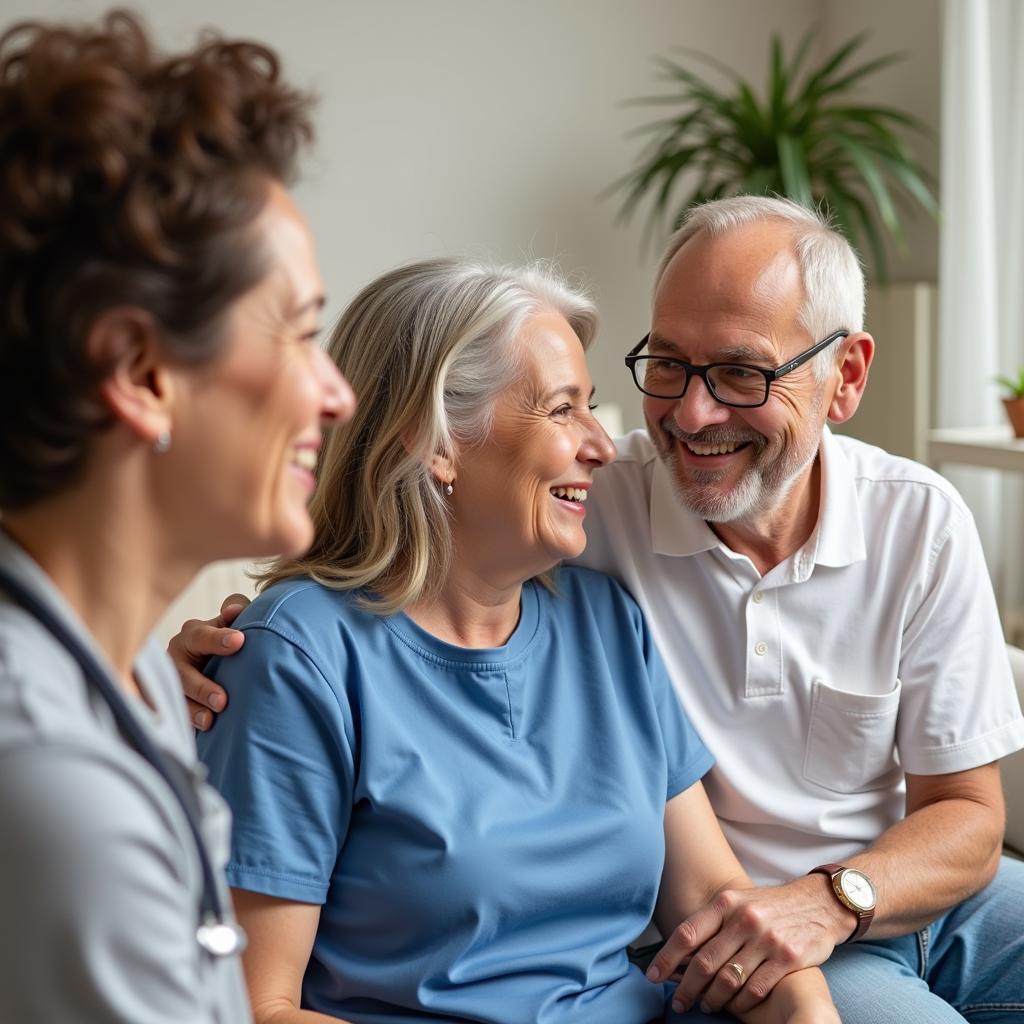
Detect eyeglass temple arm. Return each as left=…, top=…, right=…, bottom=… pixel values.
left=625, top=333, right=651, bottom=361
left=765, top=330, right=849, bottom=382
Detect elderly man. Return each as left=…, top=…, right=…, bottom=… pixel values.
left=577, top=196, right=1024, bottom=1022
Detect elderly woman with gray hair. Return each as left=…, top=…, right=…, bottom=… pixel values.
left=178, top=258, right=837, bottom=1023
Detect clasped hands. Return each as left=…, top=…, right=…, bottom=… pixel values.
left=647, top=878, right=852, bottom=1019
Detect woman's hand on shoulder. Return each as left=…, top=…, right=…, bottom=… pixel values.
left=167, top=594, right=250, bottom=730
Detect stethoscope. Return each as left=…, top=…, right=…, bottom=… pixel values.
left=0, top=567, right=246, bottom=959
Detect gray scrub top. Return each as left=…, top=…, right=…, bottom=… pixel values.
left=0, top=531, right=251, bottom=1022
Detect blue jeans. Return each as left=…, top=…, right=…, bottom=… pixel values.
left=666, top=857, right=1024, bottom=1023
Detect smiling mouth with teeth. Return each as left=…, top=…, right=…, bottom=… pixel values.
left=684, top=440, right=749, bottom=457
left=291, top=448, right=318, bottom=472
left=551, top=486, right=588, bottom=503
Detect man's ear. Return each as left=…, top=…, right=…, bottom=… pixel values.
left=90, top=308, right=173, bottom=446
left=827, top=332, right=874, bottom=424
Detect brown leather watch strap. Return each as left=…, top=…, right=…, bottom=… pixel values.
left=843, top=904, right=874, bottom=942
left=812, top=862, right=845, bottom=875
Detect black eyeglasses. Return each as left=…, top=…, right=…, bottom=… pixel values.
left=624, top=330, right=848, bottom=409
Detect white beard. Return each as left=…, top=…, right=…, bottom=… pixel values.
left=654, top=411, right=823, bottom=524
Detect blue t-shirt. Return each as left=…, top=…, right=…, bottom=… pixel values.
left=198, top=566, right=712, bottom=1023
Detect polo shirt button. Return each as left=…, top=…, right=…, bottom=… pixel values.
left=754, top=641, right=768, bottom=656
left=752, top=591, right=765, bottom=604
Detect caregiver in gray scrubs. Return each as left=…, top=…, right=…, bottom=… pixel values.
left=0, top=11, right=354, bottom=1021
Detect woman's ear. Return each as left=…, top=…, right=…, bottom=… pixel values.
left=427, top=451, right=456, bottom=489
left=90, top=308, right=173, bottom=447
left=400, top=429, right=457, bottom=488
left=827, top=332, right=874, bottom=424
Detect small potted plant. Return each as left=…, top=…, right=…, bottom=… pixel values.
left=995, top=369, right=1024, bottom=438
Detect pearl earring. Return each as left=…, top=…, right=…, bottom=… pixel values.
left=153, top=429, right=172, bottom=454
left=445, top=481, right=454, bottom=496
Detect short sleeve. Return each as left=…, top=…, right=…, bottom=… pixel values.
left=0, top=746, right=220, bottom=1023
left=197, top=623, right=355, bottom=904
left=632, top=594, right=715, bottom=799
left=897, top=508, right=1024, bottom=774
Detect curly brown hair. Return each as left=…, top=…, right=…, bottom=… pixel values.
left=0, top=9, right=315, bottom=509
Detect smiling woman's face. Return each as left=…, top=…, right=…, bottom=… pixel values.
left=166, top=183, right=356, bottom=563
left=449, top=310, right=616, bottom=585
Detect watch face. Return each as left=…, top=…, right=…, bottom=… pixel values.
left=838, top=869, right=876, bottom=910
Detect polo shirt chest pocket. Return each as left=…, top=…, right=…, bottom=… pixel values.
left=803, top=678, right=903, bottom=793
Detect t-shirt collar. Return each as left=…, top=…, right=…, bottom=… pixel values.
left=387, top=579, right=542, bottom=667
left=648, top=426, right=866, bottom=567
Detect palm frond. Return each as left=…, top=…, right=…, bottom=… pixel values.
left=777, top=134, right=813, bottom=208
left=607, top=30, right=937, bottom=280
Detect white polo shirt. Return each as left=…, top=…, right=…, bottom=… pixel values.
left=577, top=428, right=1024, bottom=884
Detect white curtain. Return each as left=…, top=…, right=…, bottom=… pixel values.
left=939, top=0, right=1024, bottom=624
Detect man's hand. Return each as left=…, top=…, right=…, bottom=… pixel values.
left=649, top=875, right=854, bottom=1015
left=167, top=594, right=251, bottom=730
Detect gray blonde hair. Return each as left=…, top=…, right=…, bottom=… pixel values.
left=259, top=257, right=598, bottom=613
left=657, top=196, right=865, bottom=381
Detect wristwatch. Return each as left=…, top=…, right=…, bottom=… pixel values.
left=809, top=863, right=876, bottom=942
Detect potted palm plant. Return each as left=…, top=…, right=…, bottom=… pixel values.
left=996, top=369, right=1024, bottom=439
left=610, top=32, right=937, bottom=281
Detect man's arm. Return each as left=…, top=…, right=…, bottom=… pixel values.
left=840, top=761, right=1004, bottom=934
left=648, top=761, right=1005, bottom=1013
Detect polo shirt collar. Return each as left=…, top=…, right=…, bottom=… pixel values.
left=811, top=427, right=867, bottom=567
left=650, top=455, right=720, bottom=557
left=648, top=426, right=867, bottom=567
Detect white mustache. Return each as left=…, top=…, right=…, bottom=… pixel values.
left=660, top=417, right=766, bottom=450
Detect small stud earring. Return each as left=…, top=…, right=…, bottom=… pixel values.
left=153, top=429, right=172, bottom=454
left=445, top=481, right=454, bottom=496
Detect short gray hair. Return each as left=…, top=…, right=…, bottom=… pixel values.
left=259, top=257, right=598, bottom=612
left=656, top=196, right=865, bottom=381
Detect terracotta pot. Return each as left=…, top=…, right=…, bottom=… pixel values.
left=1004, top=396, right=1024, bottom=439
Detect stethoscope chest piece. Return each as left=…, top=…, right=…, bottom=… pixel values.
left=196, top=917, right=248, bottom=958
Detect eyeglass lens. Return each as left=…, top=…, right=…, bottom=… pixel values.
left=636, top=358, right=767, bottom=406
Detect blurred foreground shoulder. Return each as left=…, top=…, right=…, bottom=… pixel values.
left=0, top=742, right=218, bottom=1022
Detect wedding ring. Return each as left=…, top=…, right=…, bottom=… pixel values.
left=725, top=961, right=745, bottom=984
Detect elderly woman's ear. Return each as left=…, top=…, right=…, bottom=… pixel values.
left=399, top=432, right=456, bottom=491
left=427, top=451, right=456, bottom=492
